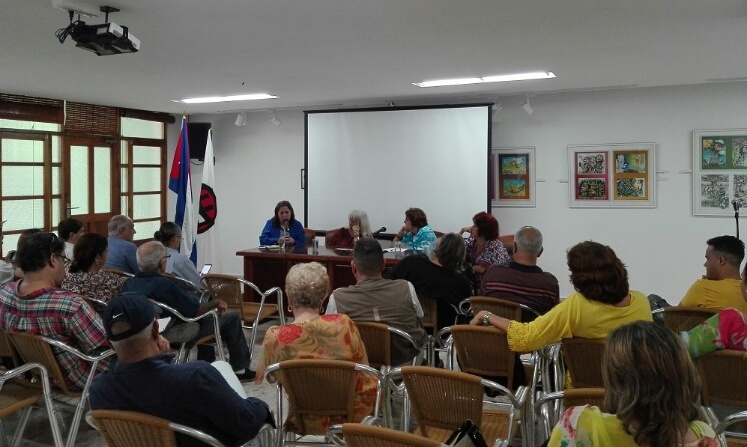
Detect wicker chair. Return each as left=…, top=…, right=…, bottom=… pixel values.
left=387, top=366, right=527, bottom=447
left=149, top=300, right=225, bottom=363
left=416, top=294, right=438, bottom=337
left=698, top=349, right=747, bottom=429
left=202, top=273, right=285, bottom=359
left=663, top=307, right=718, bottom=333
left=533, top=388, right=606, bottom=439
left=78, top=294, right=108, bottom=314
left=0, top=362, right=64, bottom=447
left=354, top=322, right=428, bottom=371
left=162, top=273, right=210, bottom=301
left=264, top=359, right=383, bottom=447
left=101, top=268, right=134, bottom=278
left=443, top=325, right=521, bottom=390
left=560, top=337, right=606, bottom=389
left=466, top=296, right=541, bottom=324
left=6, top=331, right=114, bottom=447
left=340, top=423, right=441, bottom=447
left=92, top=409, right=276, bottom=447
left=0, top=329, right=19, bottom=369
left=715, top=410, right=747, bottom=447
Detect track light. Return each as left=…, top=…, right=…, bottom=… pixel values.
left=235, top=112, right=247, bottom=126
left=522, top=97, right=534, bottom=116
left=270, top=111, right=281, bottom=127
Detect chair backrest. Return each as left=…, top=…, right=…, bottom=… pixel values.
left=561, top=387, right=606, bottom=408
left=355, top=322, right=392, bottom=369
left=698, top=349, right=747, bottom=407
left=663, top=307, right=719, bottom=333
left=79, top=294, right=108, bottom=314
left=101, top=268, right=134, bottom=278
left=561, top=337, right=606, bottom=388
left=416, top=294, right=438, bottom=335
left=469, top=296, right=523, bottom=321
left=6, top=331, right=78, bottom=396
left=448, top=325, right=516, bottom=389
left=342, top=423, right=441, bottom=447
left=304, top=228, right=316, bottom=247
left=269, top=359, right=361, bottom=436
left=497, top=234, right=515, bottom=255
left=92, top=409, right=227, bottom=447
left=202, top=273, right=243, bottom=307
left=0, top=329, right=20, bottom=368
left=400, top=366, right=485, bottom=438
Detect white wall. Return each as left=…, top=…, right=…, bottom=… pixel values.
left=168, top=82, right=747, bottom=302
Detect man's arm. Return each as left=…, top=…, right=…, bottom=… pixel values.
left=325, top=294, right=337, bottom=314
left=125, top=244, right=141, bottom=274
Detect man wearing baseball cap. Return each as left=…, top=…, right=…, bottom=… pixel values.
left=89, top=292, right=272, bottom=446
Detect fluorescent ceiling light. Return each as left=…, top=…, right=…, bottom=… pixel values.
left=181, top=93, right=277, bottom=104
left=413, top=72, right=555, bottom=88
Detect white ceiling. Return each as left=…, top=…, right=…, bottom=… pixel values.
left=2, top=0, right=746, bottom=115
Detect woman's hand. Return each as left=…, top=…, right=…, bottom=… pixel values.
left=470, top=310, right=488, bottom=326
left=459, top=226, right=471, bottom=235
left=472, top=265, right=487, bottom=274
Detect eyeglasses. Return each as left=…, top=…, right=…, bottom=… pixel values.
left=54, top=253, right=72, bottom=266
left=48, top=233, right=71, bottom=266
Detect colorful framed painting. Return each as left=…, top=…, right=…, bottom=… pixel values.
left=492, top=147, right=535, bottom=208
left=693, top=129, right=747, bottom=216
left=569, top=143, right=656, bottom=208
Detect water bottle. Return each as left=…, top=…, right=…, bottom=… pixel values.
left=312, top=239, right=319, bottom=255
left=279, top=229, right=287, bottom=251
left=394, top=241, right=402, bottom=258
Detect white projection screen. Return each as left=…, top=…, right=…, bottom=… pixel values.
left=305, top=104, right=491, bottom=235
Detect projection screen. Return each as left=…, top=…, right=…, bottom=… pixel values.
left=305, top=104, right=491, bottom=236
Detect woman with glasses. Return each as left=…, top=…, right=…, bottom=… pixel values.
left=153, top=222, right=203, bottom=288
left=62, top=233, right=125, bottom=303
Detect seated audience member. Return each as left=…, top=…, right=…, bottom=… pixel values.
left=548, top=321, right=717, bottom=447
left=10, top=228, right=43, bottom=279
left=472, top=241, right=652, bottom=354
left=62, top=233, right=126, bottom=303
left=386, top=233, right=472, bottom=331
left=481, top=226, right=559, bottom=317
left=681, top=261, right=747, bottom=359
left=0, top=232, right=107, bottom=390
left=459, top=211, right=511, bottom=281
left=259, top=200, right=305, bottom=246
left=256, top=262, right=377, bottom=433
left=58, top=218, right=85, bottom=260
left=153, top=221, right=203, bottom=288
left=121, top=241, right=253, bottom=380
left=326, top=209, right=373, bottom=248
left=392, top=207, right=437, bottom=251
left=327, top=238, right=426, bottom=365
left=90, top=292, right=272, bottom=447
left=102, top=215, right=140, bottom=274
left=679, top=235, right=747, bottom=312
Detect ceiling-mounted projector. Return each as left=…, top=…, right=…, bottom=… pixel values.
left=69, top=21, right=140, bottom=56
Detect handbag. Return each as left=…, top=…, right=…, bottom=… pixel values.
left=444, top=419, right=488, bottom=447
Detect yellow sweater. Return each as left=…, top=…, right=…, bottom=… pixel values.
left=679, top=278, right=747, bottom=312
left=507, top=290, right=652, bottom=353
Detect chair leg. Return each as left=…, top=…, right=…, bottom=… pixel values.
left=9, top=407, right=32, bottom=447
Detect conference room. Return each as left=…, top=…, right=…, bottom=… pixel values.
left=1, top=1, right=747, bottom=446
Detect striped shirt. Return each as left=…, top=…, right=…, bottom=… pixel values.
left=0, top=280, right=107, bottom=390
left=481, top=261, right=560, bottom=317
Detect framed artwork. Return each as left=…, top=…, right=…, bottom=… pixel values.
left=692, top=129, right=747, bottom=216
left=491, top=147, right=535, bottom=208
left=568, top=143, right=656, bottom=208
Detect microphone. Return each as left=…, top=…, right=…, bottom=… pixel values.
left=372, top=227, right=386, bottom=235
left=282, top=219, right=289, bottom=230
left=734, top=200, right=741, bottom=212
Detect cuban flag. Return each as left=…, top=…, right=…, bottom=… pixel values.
left=168, top=116, right=197, bottom=265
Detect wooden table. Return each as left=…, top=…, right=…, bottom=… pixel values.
left=236, top=245, right=403, bottom=303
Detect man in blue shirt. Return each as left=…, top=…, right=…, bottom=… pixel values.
left=89, top=292, right=273, bottom=447
left=102, top=215, right=140, bottom=273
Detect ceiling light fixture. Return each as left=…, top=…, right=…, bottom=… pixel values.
left=413, top=71, right=555, bottom=88
left=234, top=112, right=247, bottom=127
left=270, top=111, right=282, bottom=127
left=181, top=93, right=277, bottom=104
left=522, top=97, right=534, bottom=116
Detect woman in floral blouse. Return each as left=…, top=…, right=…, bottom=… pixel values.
left=548, top=321, right=717, bottom=447
left=62, top=233, right=125, bottom=304
left=255, top=262, right=377, bottom=433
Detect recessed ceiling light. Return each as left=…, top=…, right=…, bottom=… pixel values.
left=180, top=93, right=277, bottom=104
left=413, top=72, right=555, bottom=88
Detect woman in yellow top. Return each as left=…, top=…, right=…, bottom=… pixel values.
left=548, top=321, right=717, bottom=446
left=471, top=241, right=652, bottom=353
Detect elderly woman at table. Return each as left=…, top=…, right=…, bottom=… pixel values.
left=471, top=241, right=652, bottom=353
left=255, top=262, right=377, bottom=432
left=326, top=209, right=373, bottom=248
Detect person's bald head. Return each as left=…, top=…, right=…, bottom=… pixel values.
left=136, top=241, right=167, bottom=273
left=514, top=226, right=544, bottom=260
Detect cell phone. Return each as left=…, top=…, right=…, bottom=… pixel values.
left=200, top=264, right=212, bottom=275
